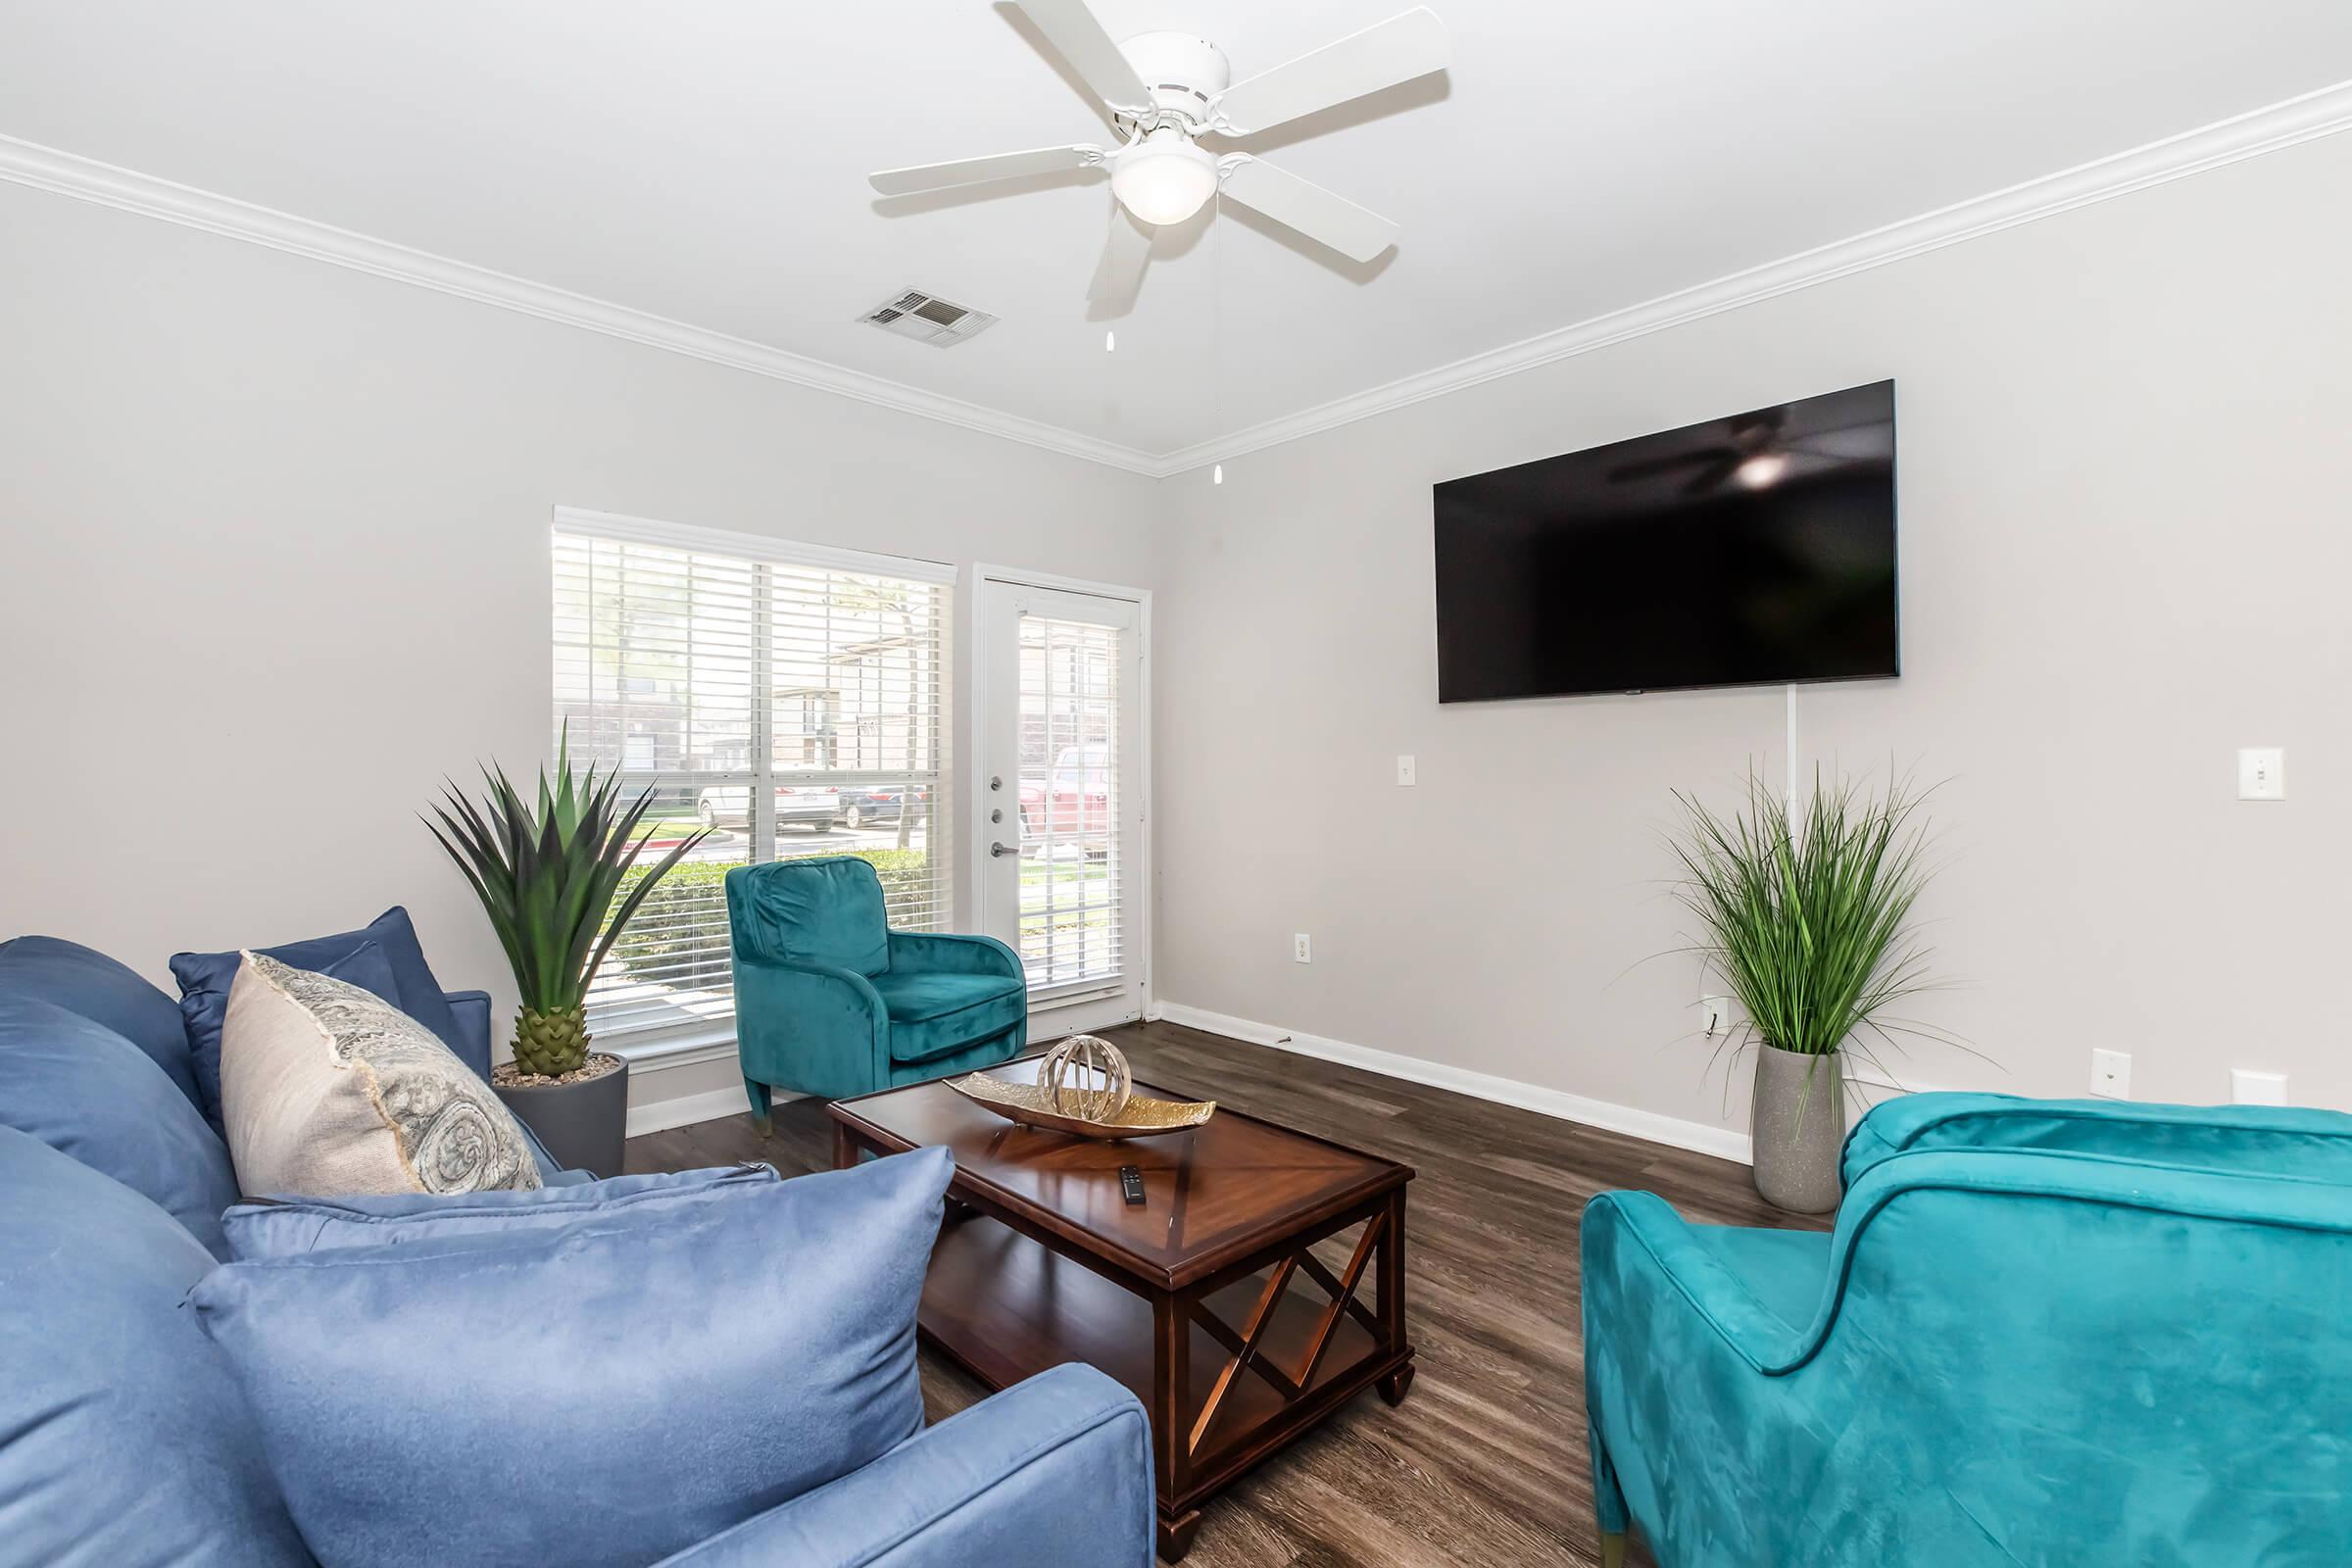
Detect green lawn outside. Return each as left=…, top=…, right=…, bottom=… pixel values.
left=1019, top=861, right=1108, bottom=888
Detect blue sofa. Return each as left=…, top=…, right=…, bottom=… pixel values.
left=0, top=934, right=1154, bottom=1567
left=727, top=858, right=1027, bottom=1114
left=1582, top=1092, right=2352, bottom=1567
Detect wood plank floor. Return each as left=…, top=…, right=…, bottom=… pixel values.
left=627, top=1019, right=1828, bottom=1568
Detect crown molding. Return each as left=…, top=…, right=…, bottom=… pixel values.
left=0, top=134, right=1165, bottom=476
left=1142, top=78, right=2352, bottom=477
left=7, top=78, right=2351, bottom=484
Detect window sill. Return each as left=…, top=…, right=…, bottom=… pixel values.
left=603, top=1023, right=740, bottom=1068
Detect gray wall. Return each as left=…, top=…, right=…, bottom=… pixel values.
left=0, top=185, right=1160, bottom=1117
left=1152, top=132, right=2352, bottom=1143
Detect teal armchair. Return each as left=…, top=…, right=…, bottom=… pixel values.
left=727, top=858, right=1026, bottom=1121
left=1582, top=1096, right=2352, bottom=1567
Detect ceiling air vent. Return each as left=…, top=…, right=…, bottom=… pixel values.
left=859, top=288, right=998, bottom=347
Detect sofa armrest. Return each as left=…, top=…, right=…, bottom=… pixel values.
left=651, top=1364, right=1152, bottom=1568
left=733, top=955, right=888, bottom=1022
left=885, top=931, right=1023, bottom=982
left=442, top=988, right=494, bottom=1080
left=1581, top=1191, right=1814, bottom=1375
left=732, top=955, right=892, bottom=1100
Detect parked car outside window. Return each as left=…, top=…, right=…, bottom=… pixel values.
left=1018, top=745, right=1109, bottom=856
left=839, top=785, right=928, bottom=830
left=695, top=785, right=841, bottom=832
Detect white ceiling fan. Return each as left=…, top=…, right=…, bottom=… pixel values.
left=868, top=1, right=1451, bottom=315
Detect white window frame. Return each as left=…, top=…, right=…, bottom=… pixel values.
left=555, top=506, right=956, bottom=1063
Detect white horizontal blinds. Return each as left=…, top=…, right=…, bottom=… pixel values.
left=553, top=532, right=757, bottom=1037
left=1014, top=612, right=1122, bottom=991
left=552, top=520, right=952, bottom=1042
left=765, top=564, right=951, bottom=933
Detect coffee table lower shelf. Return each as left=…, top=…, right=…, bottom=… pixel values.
left=918, top=1210, right=1414, bottom=1561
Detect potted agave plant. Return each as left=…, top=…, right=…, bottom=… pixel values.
left=1669, top=769, right=1941, bottom=1212
left=426, top=730, right=708, bottom=1177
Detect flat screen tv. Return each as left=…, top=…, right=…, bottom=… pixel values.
left=1433, top=379, right=1898, bottom=702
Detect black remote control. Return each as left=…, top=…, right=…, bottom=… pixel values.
left=1119, top=1164, right=1146, bottom=1205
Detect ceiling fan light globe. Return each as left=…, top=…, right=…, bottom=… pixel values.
left=1111, top=138, right=1218, bottom=227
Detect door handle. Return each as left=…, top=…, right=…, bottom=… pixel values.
left=990, top=842, right=1016, bottom=858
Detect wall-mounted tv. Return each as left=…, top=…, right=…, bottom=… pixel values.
left=1433, top=379, right=1898, bottom=703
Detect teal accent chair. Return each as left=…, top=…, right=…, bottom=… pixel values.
left=1582, top=1094, right=2352, bottom=1567
left=727, top=858, right=1026, bottom=1123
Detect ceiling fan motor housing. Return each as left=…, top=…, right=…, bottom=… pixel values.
left=1115, top=31, right=1230, bottom=128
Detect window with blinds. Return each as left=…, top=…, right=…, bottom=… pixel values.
left=552, top=513, right=952, bottom=1043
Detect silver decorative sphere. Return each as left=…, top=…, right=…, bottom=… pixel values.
left=1036, top=1034, right=1134, bottom=1122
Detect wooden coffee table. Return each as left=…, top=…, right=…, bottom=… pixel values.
left=829, top=1063, right=1416, bottom=1561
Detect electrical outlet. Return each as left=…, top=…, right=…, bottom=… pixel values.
left=1396, top=755, right=1416, bottom=787
left=2090, top=1048, right=2132, bottom=1100
left=1699, top=995, right=1730, bottom=1037
left=1293, top=933, right=1312, bottom=964
left=2231, top=1068, right=2287, bottom=1105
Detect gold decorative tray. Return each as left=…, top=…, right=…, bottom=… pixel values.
left=948, top=1072, right=1216, bottom=1141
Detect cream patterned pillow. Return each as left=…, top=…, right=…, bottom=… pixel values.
left=220, top=951, right=541, bottom=1197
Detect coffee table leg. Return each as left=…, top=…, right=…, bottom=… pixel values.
left=1152, top=1290, right=1195, bottom=1559
left=1158, top=1508, right=1201, bottom=1562
left=831, top=1121, right=857, bottom=1171
left=1376, top=1187, right=1414, bottom=1405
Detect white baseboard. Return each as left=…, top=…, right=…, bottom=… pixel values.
left=625, top=1085, right=758, bottom=1138
left=1151, top=1001, right=1754, bottom=1164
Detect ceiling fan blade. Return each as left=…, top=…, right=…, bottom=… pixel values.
left=1014, top=0, right=1154, bottom=115
left=1086, top=206, right=1153, bottom=315
left=1609, top=447, right=1739, bottom=483
left=869, top=144, right=1102, bottom=196
left=1680, top=455, right=1744, bottom=498
left=1211, top=7, right=1450, bottom=135
left=1216, top=156, right=1399, bottom=263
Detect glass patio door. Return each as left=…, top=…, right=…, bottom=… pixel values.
left=976, top=576, right=1145, bottom=1036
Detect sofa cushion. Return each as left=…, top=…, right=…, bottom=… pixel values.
left=727, top=858, right=890, bottom=977
left=224, top=1163, right=780, bottom=1258
left=172, top=906, right=465, bottom=1128
left=192, top=1146, right=953, bottom=1568
left=0, top=997, right=243, bottom=1259
left=221, top=952, right=540, bottom=1199
left=0, top=1127, right=311, bottom=1567
left=878, top=970, right=1026, bottom=1064
left=0, top=934, right=204, bottom=1110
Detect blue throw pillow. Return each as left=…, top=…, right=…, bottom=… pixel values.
left=0, top=934, right=205, bottom=1110
left=171, top=906, right=462, bottom=1128
left=224, top=1161, right=781, bottom=1257
left=193, top=1146, right=952, bottom=1568
left=316, top=938, right=401, bottom=1003
left=0, top=1127, right=310, bottom=1567
left=0, top=997, right=244, bottom=1259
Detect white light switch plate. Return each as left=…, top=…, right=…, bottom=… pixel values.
left=2237, top=747, right=2285, bottom=801
left=1396, top=755, right=1416, bottom=787
left=2090, top=1048, right=2132, bottom=1100
left=1293, top=933, right=1312, bottom=964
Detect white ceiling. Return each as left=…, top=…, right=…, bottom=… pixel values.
left=4, top=2, right=2349, bottom=461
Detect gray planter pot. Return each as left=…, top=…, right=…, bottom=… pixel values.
left=495, top=1056, right=629, bottom=1180
left=1750, top=1044, right=1844, bottom=1213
